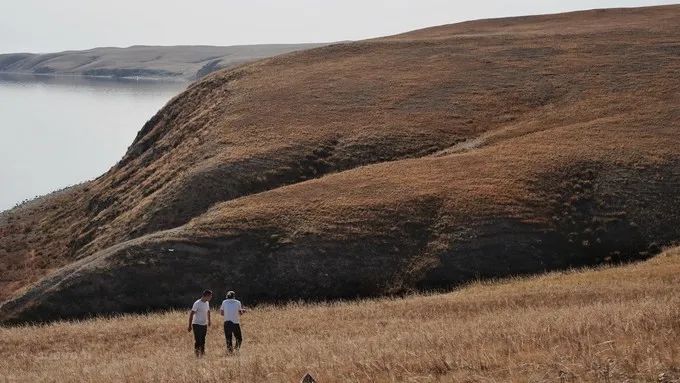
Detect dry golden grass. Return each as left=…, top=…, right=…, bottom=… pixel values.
left=2, top=248, right=679, bottom=383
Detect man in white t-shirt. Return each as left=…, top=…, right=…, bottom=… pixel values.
left=220, top=290, right=246, bottom=353
left=187, top=289, right=213, bottom=357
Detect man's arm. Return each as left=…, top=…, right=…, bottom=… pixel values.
left=208, top=310, right=211, bottom=326
left=187, top=311, right=195, bottom=332
left=239, top=301, right=246, bottom=314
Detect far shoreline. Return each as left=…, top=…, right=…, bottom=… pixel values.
left=0, top=43, right=330, bottom=85
left=0, top=71, right=190, bottom=83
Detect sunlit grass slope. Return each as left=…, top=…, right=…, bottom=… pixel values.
left=2, top=248, right=679, bottom=382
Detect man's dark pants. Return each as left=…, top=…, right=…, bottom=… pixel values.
left=192, top=324, right=208, bottom=356
left=224, top=321, right=242, bottom=352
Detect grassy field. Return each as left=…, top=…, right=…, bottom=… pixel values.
left=2, top=248, right=679, bottom=383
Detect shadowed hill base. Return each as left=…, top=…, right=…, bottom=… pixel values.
left=1, top=249, right=679, bottom=382
left=2, top=5, right=680, bottom=322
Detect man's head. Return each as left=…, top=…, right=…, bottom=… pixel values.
left=201, top=289, right=213, bottom=301
left=226, top=290, right=236, bottom=299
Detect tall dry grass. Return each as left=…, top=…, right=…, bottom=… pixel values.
left=2, top=248, right=679, bottom=382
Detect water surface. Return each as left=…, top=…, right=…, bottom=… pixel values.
left=0, top=74, right=186, bottom=211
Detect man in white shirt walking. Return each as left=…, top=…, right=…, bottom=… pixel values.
left=220, top=290, right=246, bottom=353
left=187, top=289, right=213, bottom=357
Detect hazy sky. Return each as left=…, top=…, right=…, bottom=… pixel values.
left=1, top=0, right=677, bottom=53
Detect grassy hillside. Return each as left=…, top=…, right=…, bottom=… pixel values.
left=2, top=5, right=680, bottom=322
left=1, top=249, right=679, bottom=382
left=0, top=44, right=328, bottom=80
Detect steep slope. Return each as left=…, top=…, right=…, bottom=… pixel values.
left=2, top=5, right=680, bottom=322
left=0, top=44, right=328, bottom=81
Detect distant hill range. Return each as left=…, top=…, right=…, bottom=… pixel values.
left=0, top=44, right=330, bottom=81
left=2, top=5, right=680, bottom=323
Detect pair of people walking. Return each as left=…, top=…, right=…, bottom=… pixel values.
left=187, top=289, right=246, bottom=357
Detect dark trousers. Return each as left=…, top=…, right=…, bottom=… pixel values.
left=224, top=321, right=242, bottom=352
left=192, top=324, right=207, bottom=356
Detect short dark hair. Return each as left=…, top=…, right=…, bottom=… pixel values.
left=202, top=290, right=213, bottom=297
left=226, top=290, right=235, bottom=299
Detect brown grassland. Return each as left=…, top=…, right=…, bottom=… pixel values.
left=3, top=5, right=680, bottom=322
left=2, top=248, right=679, bottom=383
left=1, top=5, right=679, bottom=382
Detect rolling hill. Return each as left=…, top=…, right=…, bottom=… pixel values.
left=1, top=5, right=680, bottom=323
left=0, top=44, right=328, bottom=81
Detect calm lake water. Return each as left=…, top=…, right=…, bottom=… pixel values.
left=0, top=74, right=187, bottom=211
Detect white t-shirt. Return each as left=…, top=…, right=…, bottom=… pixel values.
left=191, top=299, right=210, bottom=325
left=221, top=299, right=242, bottom=324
